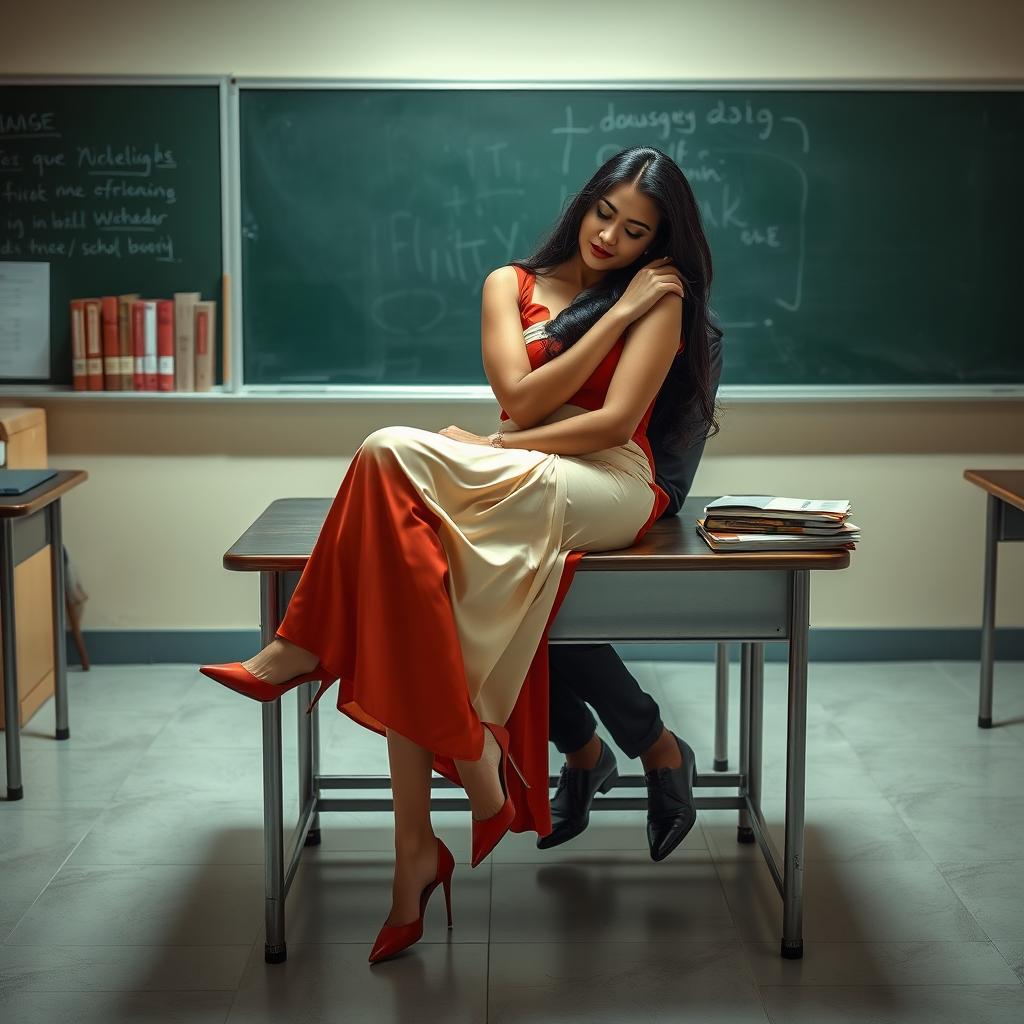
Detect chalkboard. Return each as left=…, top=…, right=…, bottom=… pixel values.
left=240, top=86, right=1023, bottom=389
left=0, top=82, right=223, bottom=385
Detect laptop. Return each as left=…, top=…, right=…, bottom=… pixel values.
left=0, top=469, right=59, bottom=496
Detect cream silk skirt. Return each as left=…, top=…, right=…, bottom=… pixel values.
left=377, top=402, right=657, bottom=726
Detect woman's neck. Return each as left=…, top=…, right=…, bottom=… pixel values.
left=557, top=253, right=606, bottom=292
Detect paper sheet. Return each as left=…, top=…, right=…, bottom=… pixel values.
left=0, top=262, right=50, bottom=379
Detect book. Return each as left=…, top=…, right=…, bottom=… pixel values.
left=70, top=299, right=86, bottom=391
left=156, top=299, right=175, bottom=391
left=131, top=300, right=145, bottom=390
left=704, top=516, right=849, bottom=535
left=83, top=298, right=103, bottom=390
left=117, top=294, right=139, bottom=390
left=704, top=495, right=852, bottom=524
left=697, top=517, right=860, bottom=552
left=194, top=300, right=216, bottom=392
left=173, top=292, right=199, bottom=391
left=142, top=299, right=158, bottom=390
left=100, top=296, right=120, bottom=390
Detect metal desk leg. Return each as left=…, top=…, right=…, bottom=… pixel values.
left=748, top=642, right=764, bottom=819
left=781, top=570, right=810, bottom=959
left=1, top=521, right=22, bottom=800
left=306, top=691, right=322, bottom=846
left=48, top=504, right=70, bottom=741
left=978, top=495, right=999, bottom=729
left=737, top=643, right=753, bottom=843
left=714, top=642, right=729, bottom=771
left=260, top=571, right=287, bottom=964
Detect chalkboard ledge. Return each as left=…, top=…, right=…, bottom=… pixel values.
left=0, top=385, right=1021, bottom=403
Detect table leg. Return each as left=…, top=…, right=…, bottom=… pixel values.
left=737, top=643, right=753, bottom=843
left=748, top=642, right=764, bottom=818
left=781, top=570, right=809, bottom=959
left=48, top=504, right=70, bottom=741
left=714, top=642, right=729, bottom=771
left=978, top=494, right=999, bottom=729
left=261, top=571, right=287, bottom=964
left=306, top=690, right=322, bottom=846
left=1, top=521, right=22, bottom=800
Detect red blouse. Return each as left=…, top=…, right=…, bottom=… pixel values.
left=500, top=264, right=684, bottom=546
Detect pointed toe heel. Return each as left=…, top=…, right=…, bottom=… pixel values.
left=199, top=660, right=336, bottom=706
left=368, top=838, right=455, bottom=964
left=470, top=722, right=527, bottom=869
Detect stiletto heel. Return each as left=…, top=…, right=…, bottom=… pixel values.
left=368, top=837, right=455, bottom=964
left=442, top=873, right=453, bottom=928
left=305, top=678, right=338, bottom=715
left=199, top=658, right=336, bottom=705
left=470, top=722, right=523, bottom=868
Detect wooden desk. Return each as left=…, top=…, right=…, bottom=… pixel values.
left=222, top=494, right=851, bottom=963
left=0, top=470, right=87, bottom=800
left=963, top=469, right=1024, bottom=728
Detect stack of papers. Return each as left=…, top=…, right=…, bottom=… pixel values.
left=697, top=496, right=860, bottom=552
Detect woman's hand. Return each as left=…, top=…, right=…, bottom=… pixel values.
left=438, top=425, right=493, bottom=446
left=614, top=256, right=686, bottom=324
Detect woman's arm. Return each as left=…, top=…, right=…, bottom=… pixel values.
left=494, top=295, right=682, bottom=457
left=497, top=406, right=623, bottom=456
left=481, top=266, right=632, bottom=429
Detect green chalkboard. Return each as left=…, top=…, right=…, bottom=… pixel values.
left=0, top=83, right=223, bottom=385
left=240, top=86, right=1023, bottom=388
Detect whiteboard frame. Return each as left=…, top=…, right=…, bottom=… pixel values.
left=1, top=74, right=1022, bottom=401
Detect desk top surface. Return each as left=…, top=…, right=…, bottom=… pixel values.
left=224, top=495, right=852, bottom=573
left=0, top=469, right=87, bottom=518
left=963, top=470, right=1024, bottom=512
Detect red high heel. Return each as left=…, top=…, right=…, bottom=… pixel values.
left=470, top=722, right=529, bottom=868
left=199, top=660, right=337, bottom=715
left=368, top=837, right=455, bottom=964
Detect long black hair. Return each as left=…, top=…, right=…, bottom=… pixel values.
left=511, top=146, right=721, bottom=452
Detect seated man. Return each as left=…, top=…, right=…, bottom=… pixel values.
left=541, top=335, right=723, bottom=861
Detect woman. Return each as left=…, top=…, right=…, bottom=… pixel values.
left=200, top=145, right=721, bottom=964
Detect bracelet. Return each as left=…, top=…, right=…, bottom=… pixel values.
left=489, top=431, right=505, bottom=448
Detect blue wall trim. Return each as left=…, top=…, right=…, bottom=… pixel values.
left=71, top=629, right=1024, bottom=666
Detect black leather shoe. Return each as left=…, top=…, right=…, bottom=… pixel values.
left=536, top=738, right=619, bottom=850
left=645, top=734, right=698, bottom=862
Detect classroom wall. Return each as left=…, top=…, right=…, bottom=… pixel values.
left=4, top=0, right=1023, bottom=639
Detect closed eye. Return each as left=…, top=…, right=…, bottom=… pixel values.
left=596, top=209, right=643, bottom=240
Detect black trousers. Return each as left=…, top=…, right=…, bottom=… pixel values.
left=547, top=643, right=664, bottom=759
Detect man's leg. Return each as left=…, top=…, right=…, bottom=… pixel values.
left=544, top=644, right=697, bottom=860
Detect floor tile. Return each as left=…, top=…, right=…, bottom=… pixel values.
left=743, top=939, right=1019, bottom=986
left=759, top=984, right=1024, bottom=1024
left=65, top=796, right=267, bottom=866
left=887, top=792, right=1024, bottom=863
left=701, top=798, right=931, bottom=863
left=936, top=860, right=1024, bottom=940
left=6, top=863, right=263, bottom=947
left=489, top=858, right=736, bottom=942
left=0, top=989, right=235, bottom=1024
left=0, top=943, right=251, bottom=992
left=714, top=859, right=987, bottom=943
left=487, top=940, right=768, bottom=1023
left=228, top=941, right=488, bottom=1024
left=0, top=805, right=102, bottom=941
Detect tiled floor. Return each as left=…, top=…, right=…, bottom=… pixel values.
left=2, top=659, right=1023, bottom=1023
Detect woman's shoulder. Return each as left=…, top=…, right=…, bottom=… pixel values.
left=487, top=263, right=532, bottom=309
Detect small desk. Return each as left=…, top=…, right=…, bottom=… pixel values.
left=222, top=494, right=852, bottom=962
left=963, top=469, right=1024, bottom=728
left=1, top=469, right=87, bottom=800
